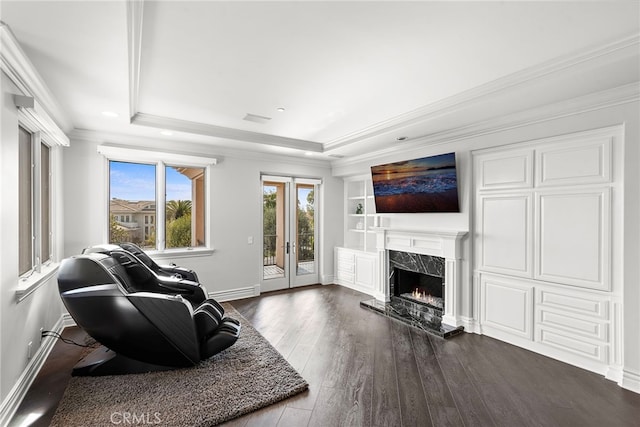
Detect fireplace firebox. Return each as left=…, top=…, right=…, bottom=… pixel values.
left=392, top=267, right=444, bottom=310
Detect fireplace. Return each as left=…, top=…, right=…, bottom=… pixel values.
left=386, top=250, right=452, bottom=334
left=359, top=228, right=466, bottom=338
left=392, top=268, right=444, bottom=310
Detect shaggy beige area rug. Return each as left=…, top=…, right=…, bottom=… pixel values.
left=50, top=304, right=308, bottom=426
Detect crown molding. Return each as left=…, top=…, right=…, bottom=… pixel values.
left=325, top=32, right=640, bottom=153
left=17, top=98, right=70, bottom=146
left=331, top=82, right=639, bottom=171
left=127, top=0, right=144, bottom=119
left=69, top=128, right=332, bottom=168
left=0, top=21, right=73, bottom=133
left=131, top=112, right=324, bottom=152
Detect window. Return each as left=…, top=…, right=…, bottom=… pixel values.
left=18, top=127, right=32, bottom=275
left=19, top=126, right=52, bottom=277
left=41, top=143, right=51, bottom=262
left=107, top=157, right=209, bottom=251
left=166, top=165, right=205, bottom=248
left=109, top=161, right=156, bottom=249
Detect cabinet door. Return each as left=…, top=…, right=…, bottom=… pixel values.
left=535, top=188, right=610, bottom=290
left=481, top=274, right=534, bottom=340
left=478, top=193, right=533, bottom=277
left=335, top=249, right=355, bottom=285
left=355, top=254, right=376, bottom=291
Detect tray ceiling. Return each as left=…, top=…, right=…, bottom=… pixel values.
left=1, top=1, right=638, bottom=161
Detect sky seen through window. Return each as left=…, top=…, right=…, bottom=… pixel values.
left=110, top=161, right=192, bottom=201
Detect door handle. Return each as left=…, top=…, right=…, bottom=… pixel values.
left=292, top=242, right=296, bottom=254
left=286, top=242, right=290, bottom=254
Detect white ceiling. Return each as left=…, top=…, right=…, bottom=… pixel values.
left=1, top=1, right=639, bottom=161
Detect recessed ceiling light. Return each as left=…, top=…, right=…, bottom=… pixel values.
left=305, top=152, right=314, bottom=156
left=102, top=111, right=119, bottom=118
left=396, top=136, right=408, bottom=141
left=276, top=107, right=285, bottom=112
left=160, top=130, right=173, bottom=136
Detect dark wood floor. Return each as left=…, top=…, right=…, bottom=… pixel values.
left=11, top=284, right=640, bottom=426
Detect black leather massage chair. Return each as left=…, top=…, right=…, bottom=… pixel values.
left=82, top=243, right=206, bottom=306
left=57, top=247, right=240, bottom=376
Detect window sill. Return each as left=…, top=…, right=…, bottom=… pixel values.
left=15, top=262, right=60, bottom=302
left=148, top=247, right=215, bottom=260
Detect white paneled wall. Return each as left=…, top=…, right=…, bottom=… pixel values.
left=473, top=126, right=622, bottom=378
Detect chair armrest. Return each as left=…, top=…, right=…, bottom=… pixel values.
left=158, top=265, right=199, bottom=282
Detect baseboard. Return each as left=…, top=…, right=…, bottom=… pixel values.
left=210, top=284, right=260, bottom=302
left=605, top=365, right=624, bottom=385
left=321, top=274, right=335, bottom=285
left=334, top=280, right=376, bottom=299
left=62, top=312, right=76, bottom=327
left=458, top=316, right=481, bottom=334
left=0, top=315, right=66, bottom=426
left=621, top=369, right=640, bottom=394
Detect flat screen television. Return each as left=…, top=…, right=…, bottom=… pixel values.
left=371, top=152, right=460, bottom=213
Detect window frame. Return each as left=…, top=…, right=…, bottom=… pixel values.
left=16, top=119, right=58, bottom=300
left=99, top=145, right=216, bottom=257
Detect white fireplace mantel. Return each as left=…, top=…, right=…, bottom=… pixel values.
left=373, top=227, right=467, bottom=327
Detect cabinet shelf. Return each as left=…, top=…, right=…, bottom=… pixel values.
left=344, top=174, right=377, bottom=253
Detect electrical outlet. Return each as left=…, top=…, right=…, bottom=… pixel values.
left=27, top=341, right=33, bottom=359
left=247, top=236, right=254, bottom=245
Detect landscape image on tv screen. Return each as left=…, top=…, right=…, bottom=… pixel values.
left=371, top=152, right=460, bottom=213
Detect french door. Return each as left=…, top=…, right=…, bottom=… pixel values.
left=261, top=175, right=319, bottom=292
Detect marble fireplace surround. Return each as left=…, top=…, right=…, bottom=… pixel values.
left=373, top=228, right=467, bottom=327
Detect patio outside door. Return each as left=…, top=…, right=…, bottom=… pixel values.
left=261, top=176, right=319, bottom=292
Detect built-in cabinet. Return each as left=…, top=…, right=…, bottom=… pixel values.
left=336, top=175, right=379, bottom=295
left=334, top=247, right=378, bottom=295
left=344, top=175, right=378, bottom=253
left=474, top=127, right=622, bottom=377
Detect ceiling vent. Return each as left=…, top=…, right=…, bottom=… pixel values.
left=243, top=113, right=272, bottom=124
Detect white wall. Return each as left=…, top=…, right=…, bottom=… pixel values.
left=0, top=72, right=65, bottom=402
left=63, top=136, right=344, bottom=295
left=333, top=97, right=640, bottom=388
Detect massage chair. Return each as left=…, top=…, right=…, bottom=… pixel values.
left=82, top=243, right=206, bottom=306
left=57, top=250, right=240, bottom=376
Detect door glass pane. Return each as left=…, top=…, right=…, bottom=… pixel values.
left=41, top=143, right=51, bottom=262
left=18, top=126, right=33, bottom=275
left=109, top=161, right=156, bottom=249
left=165, top=166, right=205, bottom=249
left=296, top=183, right=315, bottom=276
left=263, top=182, right=285, bottom=280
